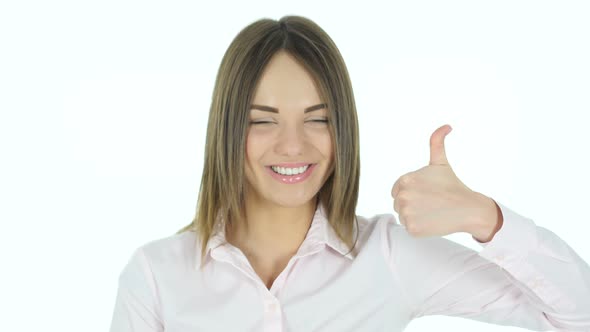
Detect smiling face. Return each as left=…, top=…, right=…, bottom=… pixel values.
left=244, top=50, right=334, bottom=209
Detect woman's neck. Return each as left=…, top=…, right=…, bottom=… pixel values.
left=226, top=196, right=318, bottom=261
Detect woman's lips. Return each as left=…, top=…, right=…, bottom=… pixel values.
left=265, top=164, right=316, bottom=184
left=268, top=162, right=311, bottom=168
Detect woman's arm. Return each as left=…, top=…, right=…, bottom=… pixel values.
left=383, top=201, right=590, bottom=331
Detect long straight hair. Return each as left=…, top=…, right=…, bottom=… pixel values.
left=177, top=16, right=360, bottom=267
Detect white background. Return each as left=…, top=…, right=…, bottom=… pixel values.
left=1, top=1, right=589, bottom=331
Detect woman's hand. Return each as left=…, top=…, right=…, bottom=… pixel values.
left=391, top=124, right=503, bottom=242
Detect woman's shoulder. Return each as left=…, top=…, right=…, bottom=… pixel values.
left=355, top=211, right=403, bottom=236
left=357, top=211, right=479, bottom=270
left=131, top=230, right=199, bottom=269
left=354, top=211, right=447, bottom=256
left=353, top=212, right=408, bottom=250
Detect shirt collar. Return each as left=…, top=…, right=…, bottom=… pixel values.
left=317, top=203, right=357, bottom=259
left=195, top=203, right=356, bottom=269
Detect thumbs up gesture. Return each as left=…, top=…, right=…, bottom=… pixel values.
left=391, top=124, right=503, bottom=242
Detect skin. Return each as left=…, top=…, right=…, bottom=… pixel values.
left=226, top=51, right=503, bottom=288
left=391, top=125, right=503, bottom=243
left=225, top=50, right=334, bottom=288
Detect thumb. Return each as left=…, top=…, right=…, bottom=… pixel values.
left=429, top=124, right=452, bottom=166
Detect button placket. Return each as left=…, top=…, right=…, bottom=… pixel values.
left=267, top=302, right=279, bottom=312
left=263, top=294, right=280, bottom=312
left=262, top=296, right=283, bottom=332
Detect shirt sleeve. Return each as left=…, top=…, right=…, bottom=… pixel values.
left=383, top=201, right=590, bottom=331
left=109, top=247, right=164, bottom=332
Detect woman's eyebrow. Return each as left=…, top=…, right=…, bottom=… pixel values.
left=249, top=103, right=327, bottom=113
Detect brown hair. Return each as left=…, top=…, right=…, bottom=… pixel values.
left=177, top=15, right=360, bottom=267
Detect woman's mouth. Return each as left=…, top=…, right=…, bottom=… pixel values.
left=270, top=164, right=311, bottom=176
left=265, top=163, right=316, bottom=184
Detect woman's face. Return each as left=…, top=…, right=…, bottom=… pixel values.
left=244, top=50, right=334, bottom=209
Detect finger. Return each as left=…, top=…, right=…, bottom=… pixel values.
left=391, top=178, right=400, bottom=198
left=396, top=205, right=406, bottom=226
left=393, top=195, right=400, bottom=214
left=429, top=124, right=452, bottom=166
left=398, top=215, right=406, bottom=227
left=391, top=172, right=414, bottom=198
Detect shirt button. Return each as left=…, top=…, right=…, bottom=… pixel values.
left=265, top=302, right=279, bottom=312
left=495, top=254, right=505, bottom=263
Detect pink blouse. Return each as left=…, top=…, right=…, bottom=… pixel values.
left=109, top=201, right=590, bottom=331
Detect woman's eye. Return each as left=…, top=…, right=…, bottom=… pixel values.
left=249, top=120, right=275, bottom=125
left=305, top=119, right=329, bottom=124
left=249, top=119, right=329, bottom=125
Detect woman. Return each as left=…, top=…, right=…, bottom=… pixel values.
left=109, top=16, right=590, bottom=331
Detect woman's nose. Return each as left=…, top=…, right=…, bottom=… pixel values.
left=274, top=123, right=305, bottom=157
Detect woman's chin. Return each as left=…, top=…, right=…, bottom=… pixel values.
left=266, top=194, right=318, bottom=209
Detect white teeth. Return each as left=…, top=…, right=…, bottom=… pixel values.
left=271, top=165, right=310, bottom=175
